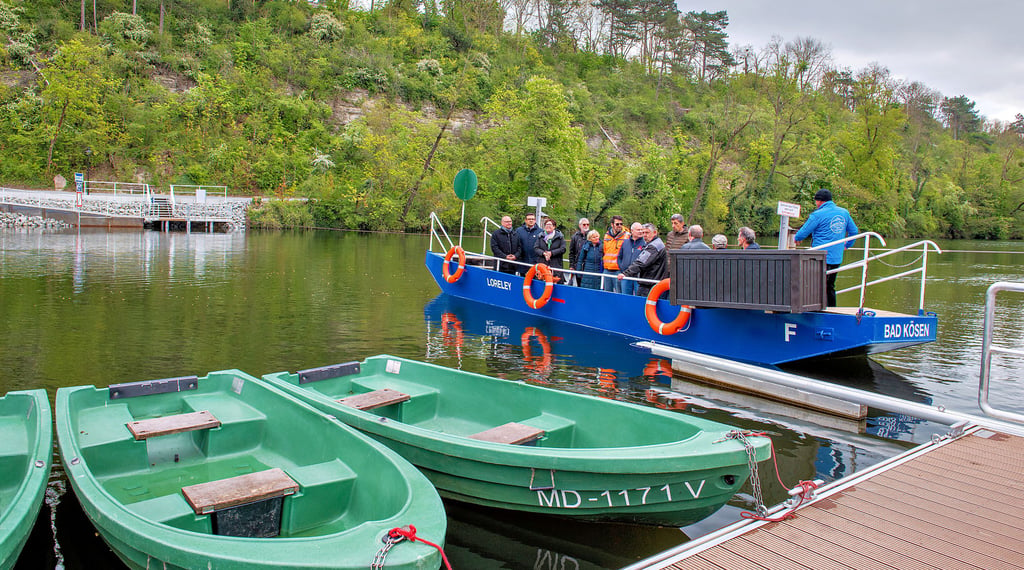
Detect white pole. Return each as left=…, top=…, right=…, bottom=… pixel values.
left=778, top=215, right=790, bottom=250
left=458, top=201, right=465, bottom=248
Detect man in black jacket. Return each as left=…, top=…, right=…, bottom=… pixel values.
left=567, top=217, right=590, bottom=285
left=618, top=223, right=668, bottom=297
left=490, top=216, right=521, bottom=274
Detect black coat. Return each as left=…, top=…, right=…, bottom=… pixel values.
left=490, top=227, right=521, bottom=273
left=622, top=237, right=669, bottom=296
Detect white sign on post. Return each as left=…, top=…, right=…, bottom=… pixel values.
left=777, top=201, right=801, bottom=218
left=777, top=201, right=801, bottom=250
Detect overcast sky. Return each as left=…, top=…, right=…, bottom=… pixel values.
left=703, top=0, right=1024, bottom=122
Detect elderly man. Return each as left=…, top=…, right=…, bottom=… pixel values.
left=680, top=224, right=711, bottom=249
left=737, top=226, right=761, bottom=250
left=618, top=223, right=668, bottom=297
left=490, top=215, right=521, bottom=274
left=617, top=222, right=647, bottom=295
left=568, top=217, right=590, bottom=286
left=795, top=189, right=858, bottom=307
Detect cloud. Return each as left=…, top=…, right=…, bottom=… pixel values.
left=711, top=0, right=1024, bottom=121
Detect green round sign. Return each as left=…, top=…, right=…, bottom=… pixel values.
left=453, top=169, right=478, bottom=201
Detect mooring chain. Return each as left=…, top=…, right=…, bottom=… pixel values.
left=725, top=430, right=768, bottom=516
left=370, top=533, right=405, bottom=569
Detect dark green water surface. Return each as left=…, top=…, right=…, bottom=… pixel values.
left=2, top=228, right=1022, bottom=569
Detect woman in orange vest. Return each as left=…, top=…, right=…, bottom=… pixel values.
left=601, top=215, right=630, bottom=293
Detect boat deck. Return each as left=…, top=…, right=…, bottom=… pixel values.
left=645, top=427, right=1024, bottom=569
left=824, top=306, right=911, bottom=318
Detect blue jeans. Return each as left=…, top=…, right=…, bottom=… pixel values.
left=619, top=276, right=639, bottom=296
left=601, top=269, right=621, bottom=293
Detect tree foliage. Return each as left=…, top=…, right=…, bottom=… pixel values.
left=0, top=0, right=1018, bottom=238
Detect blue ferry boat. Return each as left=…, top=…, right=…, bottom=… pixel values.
left=426, top=218, right=939, bottom=366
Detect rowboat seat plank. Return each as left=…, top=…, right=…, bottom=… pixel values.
left=470, top=422, right=545, bottom=445
left=181, top=468, right=298, bottom=515
left=126, top=410, right=221, bottom=441
left=338, top=389, right=410, bottom=411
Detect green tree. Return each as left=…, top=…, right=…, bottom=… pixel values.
left=480, top=76, right=585, bottom=221
left=940, top=95, right=982, bottom=141
left=39, top=37, right=117, bottom=175
left=681, top=10, right=733, bottom=84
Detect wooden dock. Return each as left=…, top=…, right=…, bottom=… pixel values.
left=637, top=427, right=1024, bottom=569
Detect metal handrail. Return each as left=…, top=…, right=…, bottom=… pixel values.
left=809, top=232, right=941, bottom=313
left=979, top=282, right=1024, bottom=425
left=428, top=213, right=655, bottom=287
left=429, top=212, right=456, bottom=253
left=479, top=216, right=500, bottom=254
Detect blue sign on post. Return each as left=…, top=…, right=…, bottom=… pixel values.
left=74, top=173, right=84, bottom=208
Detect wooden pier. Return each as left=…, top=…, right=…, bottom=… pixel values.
left=633, top=426, right=1024, bottom=569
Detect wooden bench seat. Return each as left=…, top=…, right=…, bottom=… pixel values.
left=126, top=410, right=221, bottom=441
left=337, top=388, right=410, bottom=411
left=470, top=422, right=545, bottom=445
left=181, top=468, right=298, bottom=515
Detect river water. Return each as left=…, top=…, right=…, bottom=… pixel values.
left=2, top=228, right=1022, bottom=569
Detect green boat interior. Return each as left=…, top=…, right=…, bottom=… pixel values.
left=63, top=372, right=414, bottom=538
left=0, top=395, right=35, bottom=503
left=286, top=356, right=703, bottom=449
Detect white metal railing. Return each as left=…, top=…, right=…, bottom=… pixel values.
left=480, top=216, right=500, bottom=253
left=428, top=213, right=654, bottom=288
left=81, top=180, right=150, bottom=197
left=810, top=232, right=941, bottom=314
left=170, top=185, right=229, bottom=202
left=979, top=282, right=1024, bottom=425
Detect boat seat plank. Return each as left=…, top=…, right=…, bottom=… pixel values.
left=181, top=468, right=298, bottom=515
left=338, top=389, right=410, bottom=411
left=126, top=410, right=221, bottom=441
left=470, top=422, right=545, bottom=445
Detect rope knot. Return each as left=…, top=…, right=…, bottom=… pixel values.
left=388, top=525, right=417, bottom=541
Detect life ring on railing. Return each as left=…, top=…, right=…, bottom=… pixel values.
left=442, top=246, right=467, bottom=283
left=522, top=264, right=554, bottom=309
left=645, top=279, right=691, bottom=335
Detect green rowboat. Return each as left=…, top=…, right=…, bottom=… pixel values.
left=263, top=355, right=772, bottom=527
left=56, top=371, right=447, bottom=570
left=0, top=390, right=51, bottom=570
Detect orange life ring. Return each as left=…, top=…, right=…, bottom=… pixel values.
left=645, top=279, right=691, bottom=335
left=522, top=264, right=554, bottom=309
left=442, top=246, right=466, bottom=283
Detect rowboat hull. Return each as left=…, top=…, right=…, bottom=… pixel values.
left=56, top=371, right=446, bottom=570
left=0, top=390, right=51, bottom=570
left=426, top=251, right=937, bottom=365
left=264, top=355, right=771, bottom=527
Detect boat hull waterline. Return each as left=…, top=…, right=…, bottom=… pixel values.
left=264, top=355, right=772, bottom=527
left=425, top=251, right=937, bottom=365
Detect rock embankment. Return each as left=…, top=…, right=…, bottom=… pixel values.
left=0, top=211, right=72, bottom=229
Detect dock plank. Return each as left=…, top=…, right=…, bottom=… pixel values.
left=660, top=429, right=1024, bottom=570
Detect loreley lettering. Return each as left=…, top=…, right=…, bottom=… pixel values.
left=486, top=278, right=512, bottom=291
left=883, top=322, right=931, bottom=339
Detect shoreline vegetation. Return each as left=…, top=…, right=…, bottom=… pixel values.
left=0, top=2, right=1020, bottom=239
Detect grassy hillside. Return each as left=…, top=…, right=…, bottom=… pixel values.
left=0, top=0, right=1021, bottom=238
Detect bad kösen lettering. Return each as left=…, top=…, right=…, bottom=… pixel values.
left=883, top=322, right=931, bottom=339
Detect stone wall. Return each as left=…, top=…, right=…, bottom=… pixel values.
left=0, top=190, right=250, bottom=231
left=0, top=211, right=72, bottom=229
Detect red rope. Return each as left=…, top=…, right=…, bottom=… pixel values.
left=388, top=525, right=453, bottom=570
left=739, top=432, right=819, bottom=522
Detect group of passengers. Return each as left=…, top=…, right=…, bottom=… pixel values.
left=490, top=212, right=763, bottom=297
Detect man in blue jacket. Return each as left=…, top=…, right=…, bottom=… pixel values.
left=794, top=189, right=859, bottom=307
left=515, top=213, right=544, bottom=273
